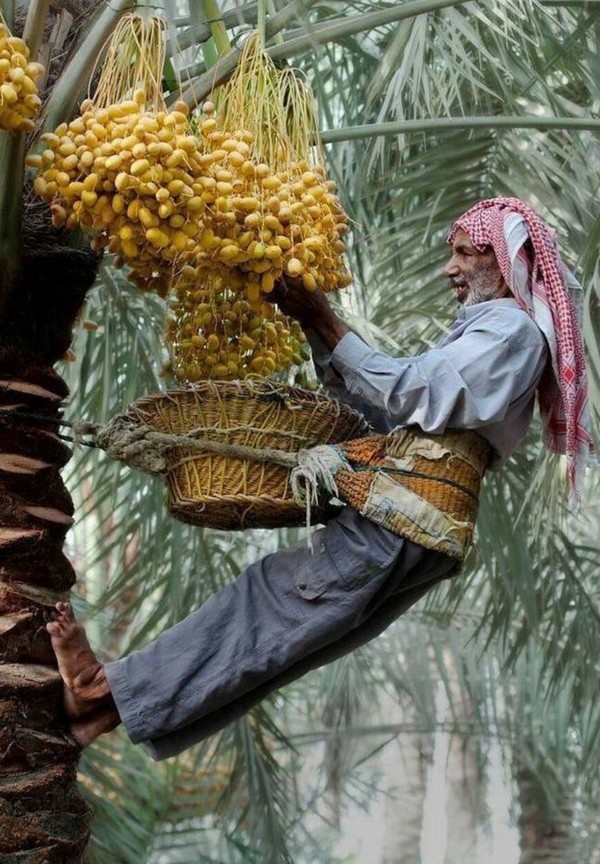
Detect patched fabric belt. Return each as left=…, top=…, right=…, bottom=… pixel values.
left=294, top=427, right=491, bottom=561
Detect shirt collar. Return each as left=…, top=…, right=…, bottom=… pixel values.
left=456, top=297, right=520, bottom=320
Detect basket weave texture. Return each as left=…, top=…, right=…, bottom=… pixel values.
left=337, top=431, right=487, bottom=519
left=126, top=380, right=370, bottom=529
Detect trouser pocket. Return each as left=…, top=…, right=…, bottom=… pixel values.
left=293, top=508, right=405, bottom=601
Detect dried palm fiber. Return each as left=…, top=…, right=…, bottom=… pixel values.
left=89, top=382, right=489, bottom=556
left=29, top=13, right=208, bottom=297
left=0, top=187, right=101, bottom=366
left=11, top=0, right=94, bottom=97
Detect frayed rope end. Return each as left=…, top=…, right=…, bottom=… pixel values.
left=291, top=445, right=349, bottom=542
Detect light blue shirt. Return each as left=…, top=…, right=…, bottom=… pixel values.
left=309, top=298, right=548, bottom=468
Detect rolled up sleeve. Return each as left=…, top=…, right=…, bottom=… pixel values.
left=307, top=330, right=391, bottom=428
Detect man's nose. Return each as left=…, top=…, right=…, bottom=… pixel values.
left=442, top=257, right=459, bottom=277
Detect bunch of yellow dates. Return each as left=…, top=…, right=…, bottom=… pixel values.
left=167, top=269, right=310, bottom=382
left=184, top=103, right=351, bottom=305
left=29, top=91, right=204, bottom=297
left=0, top=17, right=43, bottom=132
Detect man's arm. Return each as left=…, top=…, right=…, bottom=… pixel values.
left=329, top=318, right=547, bottom=433
left=273, top=282, right=394, bottom=427
left=274, top=283, right=547, bottom=433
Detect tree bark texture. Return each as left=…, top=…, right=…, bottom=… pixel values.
left=0, top=198, right=99, bottom=861
left=517, top=765, right=576, bottom=864
left=381, top=693, right=432, bottom=864
left=0, top=363, right=91, bottom=862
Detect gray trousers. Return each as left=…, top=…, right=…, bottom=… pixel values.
left=105, top=508, right=456, bottom=761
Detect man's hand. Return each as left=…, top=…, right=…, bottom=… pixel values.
left=270, top=278, right=349, bottom=351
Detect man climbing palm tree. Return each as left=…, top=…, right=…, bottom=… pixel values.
left=46, top=198, right=595, bottom=760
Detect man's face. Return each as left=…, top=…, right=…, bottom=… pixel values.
left=443, top=229, right=510, bottom=306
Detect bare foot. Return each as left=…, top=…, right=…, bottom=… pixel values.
left=70, top=708, right=121, bottom=748
left=46, top=602, right=119, bottom=731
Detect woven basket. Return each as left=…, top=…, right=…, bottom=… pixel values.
left=125, top=380, right=370, bottom=530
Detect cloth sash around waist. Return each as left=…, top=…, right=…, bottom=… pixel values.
left=330, top=427, right=491, bottom=561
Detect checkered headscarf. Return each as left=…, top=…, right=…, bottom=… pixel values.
left=448, top=197, right=596, bottom=501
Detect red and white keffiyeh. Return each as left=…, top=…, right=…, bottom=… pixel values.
left=448, top=197, right=596, bottom=502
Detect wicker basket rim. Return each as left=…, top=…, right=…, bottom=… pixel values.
left=127, top=380, right=369, bottom=427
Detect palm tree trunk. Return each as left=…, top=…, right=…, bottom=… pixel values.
left=517, top=765, right=576, bottom=864
left=0, top=363, right=91, bottom=862
left=0, top=201, right=99, bottom=861
left=381, top=694, right=432, bottom=864
left=443, top=651, right=479, bottom=863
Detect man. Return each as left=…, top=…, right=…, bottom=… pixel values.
left=47, top=197, right=595, bottom=759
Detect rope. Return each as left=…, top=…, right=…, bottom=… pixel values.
left=0, top=409, right=99, bottom=447
left=0, top=409, right=299, bottom=469
left=0, top=408, right=308, bottom=473
left=0, top=407, right=481, bottom=503
left=89, top=414, right=299, bottom=476
left=291, top=445, right=346, bottom=530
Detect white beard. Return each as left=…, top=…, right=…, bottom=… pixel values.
left=460, top=262, right=508, bottom=306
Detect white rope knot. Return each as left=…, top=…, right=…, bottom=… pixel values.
left=291, top=444, right=350, bottom=533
